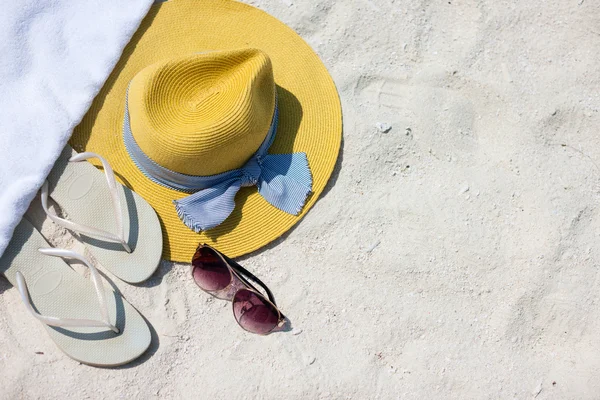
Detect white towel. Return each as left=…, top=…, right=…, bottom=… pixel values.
left=0, top=0, right=153, bottom=258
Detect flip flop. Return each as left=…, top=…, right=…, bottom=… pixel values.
left=43, top=145, right=162, bottom=283
left=0, top=218, right=151, bottom=367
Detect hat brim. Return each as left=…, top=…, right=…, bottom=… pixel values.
left=71, top=0, right=342, bottom=262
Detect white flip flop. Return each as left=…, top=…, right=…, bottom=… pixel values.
left=43, top=145, right=162, bottom=283
left=0, top=219, right=151, bottom=367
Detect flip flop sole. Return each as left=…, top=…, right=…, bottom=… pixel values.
left=46, top=146, right=162, bottom=283
left=0, top=219, right=151, bottom=367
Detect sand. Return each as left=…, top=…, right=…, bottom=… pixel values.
left=2, top=0, right=600, bottom=398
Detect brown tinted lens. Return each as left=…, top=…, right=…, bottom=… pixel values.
left=232, top=289, right=279, bottom=334
left=192, top=246, right=231, bottom=291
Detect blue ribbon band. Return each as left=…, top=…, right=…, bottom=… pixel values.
left=123, top=92, right=313, bottom=232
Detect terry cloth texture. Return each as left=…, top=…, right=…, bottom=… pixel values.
left=0, top=0, right=154, bottom=258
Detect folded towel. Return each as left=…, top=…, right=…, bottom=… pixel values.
left=0, top=0, right=153, bottom=258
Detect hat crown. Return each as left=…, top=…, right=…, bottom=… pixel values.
left=127, top=49, right=276, bottom=176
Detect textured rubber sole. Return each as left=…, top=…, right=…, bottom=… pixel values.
left=0, top=219, right=151, bottom=367
left=46, top=146, right=163, bottom=283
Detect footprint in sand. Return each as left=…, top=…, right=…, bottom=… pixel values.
left=357, top=75, right=478, bottom=159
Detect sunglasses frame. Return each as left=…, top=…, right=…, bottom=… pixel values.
left=191, top=243, right=286, bottom=335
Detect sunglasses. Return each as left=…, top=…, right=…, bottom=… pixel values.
left=191, top=244, right=286, bottom=335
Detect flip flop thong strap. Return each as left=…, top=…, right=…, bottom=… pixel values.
left=41, top=152, right=131, bottom=253
left=16, top=249, right=119, bottom=333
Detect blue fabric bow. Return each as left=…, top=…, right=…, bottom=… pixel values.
left=123, top=93, right=313, bottom=232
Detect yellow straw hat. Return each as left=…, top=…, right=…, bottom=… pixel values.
left=70, top=0, right=342, bottom=262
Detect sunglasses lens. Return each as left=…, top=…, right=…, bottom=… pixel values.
left=233, top=289, right=279, bottom=334
left=192, top=247, right=231, bottom=291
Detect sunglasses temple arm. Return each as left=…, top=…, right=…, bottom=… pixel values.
left=222, top=254, right=278, bottom=306
left=230, top=265, right=287, bottom=323
left=236, top=266, right=278, bottom=306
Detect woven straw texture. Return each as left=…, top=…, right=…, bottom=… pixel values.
left=70, top=0, right=342, bottom=262
left=129, top=50, right=276, bottom=176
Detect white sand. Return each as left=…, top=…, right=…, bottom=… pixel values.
left=2, top=0, right=600, bottom=398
